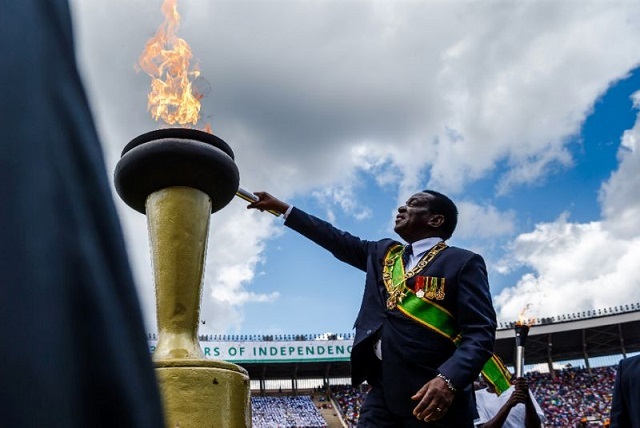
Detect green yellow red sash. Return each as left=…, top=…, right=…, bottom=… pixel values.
left=383, top=244, right=512, bottom=395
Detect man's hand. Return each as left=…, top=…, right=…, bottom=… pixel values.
left=479, top=377, right=532, bottom=428
left=246, top=191, right=290, bottom=215
left=507, top=377, right=528, bottom=407
left=411, top=376, right=455, bottom=423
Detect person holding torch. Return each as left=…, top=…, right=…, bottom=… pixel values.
left=473, top=317, right=544, bottom=428
left=474, top=374, right=545, bottom=428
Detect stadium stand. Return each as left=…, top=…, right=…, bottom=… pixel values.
left=326, top=366, right=616, bottom=427
left=251, top=395, right=328, bottom=428
left=147, top=304, right=640, bottom=426
left=530, top=366, right=615, bottom=427
left=329, top=385, right=369, bottom=427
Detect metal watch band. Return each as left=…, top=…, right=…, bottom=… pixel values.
left=436, top=373, right=457, bottom=393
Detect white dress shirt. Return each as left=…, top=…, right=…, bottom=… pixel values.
left=404, top=237, right=444, bottom=271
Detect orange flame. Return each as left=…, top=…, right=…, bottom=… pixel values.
left=138, top=0, right=202, bottom=126
left=516, top=304, right=536, bottom=326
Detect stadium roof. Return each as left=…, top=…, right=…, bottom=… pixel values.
left=495, top=309, right=640, bottom=367
left=238, top=309, right=640, bottom=383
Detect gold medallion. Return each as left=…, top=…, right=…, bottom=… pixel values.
left=383, top=242, right=447, bottom=309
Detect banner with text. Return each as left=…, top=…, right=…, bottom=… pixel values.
left=148, top=340, right=353, bottom=363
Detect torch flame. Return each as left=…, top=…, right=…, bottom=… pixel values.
left=138, top=0, right=202, bottom=126
left=516, top=304, right=536, bottom=326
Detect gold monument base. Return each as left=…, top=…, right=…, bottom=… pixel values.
left=155, top=359, right=251, bottom=428
left=145, top=187, right=251, bottom=427
left=115, top=130, right=249, bottom=427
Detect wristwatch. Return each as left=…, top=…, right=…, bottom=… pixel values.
left=437, top=373, right=457, bottom=393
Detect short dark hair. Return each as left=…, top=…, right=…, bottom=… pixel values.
left=422, top=190, right=458, bottom=240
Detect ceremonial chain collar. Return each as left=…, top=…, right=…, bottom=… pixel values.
left=383, top=241, right=448, bottom=309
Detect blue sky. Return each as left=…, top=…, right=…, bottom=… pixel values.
left=240, top=68, right=640, bottom=334
left=70, top=0, right=640, bottom=335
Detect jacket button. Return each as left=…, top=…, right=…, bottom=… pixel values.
left=366, top=330, right=372, bottom=335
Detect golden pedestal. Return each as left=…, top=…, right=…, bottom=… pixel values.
left=155, top=360, right=250, bottom=428
left=114, top=129, right=247, bottom=427
left=147, top=187, right=250, bottom=428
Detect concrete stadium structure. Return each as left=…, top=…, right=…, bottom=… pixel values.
left=148, top=304, right=640, bottom=394
left=495, top=304, right=640, bottom=373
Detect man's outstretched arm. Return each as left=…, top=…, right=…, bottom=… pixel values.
left=246, top=191, right=290, bottom=215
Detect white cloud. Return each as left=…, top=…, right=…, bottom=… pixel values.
left=495, top=102, right=640, bottom=321
left=496, top=145, right=573, bottom=195
left=69, top=0, right=640, bottom=332
left=432, top=2, right=640, bottom=194
left=311, top=178, right=373, bottom=222
left=195, top=204, right=284, bottom=333
left=456, top=201, right=516, bottom=240
left=599, top=91, right=640, bottom=237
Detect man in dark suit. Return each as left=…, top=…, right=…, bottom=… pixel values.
left=0, top=1, right=163, bottom=426
left=610, top=354, right=640, bottom=427
left=248, top=190, right=499, bottom=427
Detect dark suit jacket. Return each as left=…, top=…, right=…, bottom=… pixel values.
left=611, top=355, right=640, bottom=427
left=0, top=2, right=163, bottom=426
left=286, top=207, right=497, bottom=425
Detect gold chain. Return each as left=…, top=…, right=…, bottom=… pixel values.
left=383, top=241, right=447, bottom=309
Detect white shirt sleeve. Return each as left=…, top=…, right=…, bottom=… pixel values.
left=474, top=388, right=499, bottom=425
left=529, top=390, right=546, bottom=422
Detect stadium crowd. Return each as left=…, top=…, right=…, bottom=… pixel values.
left=329, top=384, right=370, bottom=426
left=247, top=365, right=618, bottom=427
left=251, top=396, right=327, bottom=428
left=530, top=366, right=615, bottom=427
left=326, top=366, right=616, bottom=427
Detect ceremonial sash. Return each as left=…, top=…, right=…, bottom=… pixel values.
left=383, top=244, right=512, bottom=395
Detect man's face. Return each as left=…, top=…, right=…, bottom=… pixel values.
left=393, top=192, right=444, bottom=243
